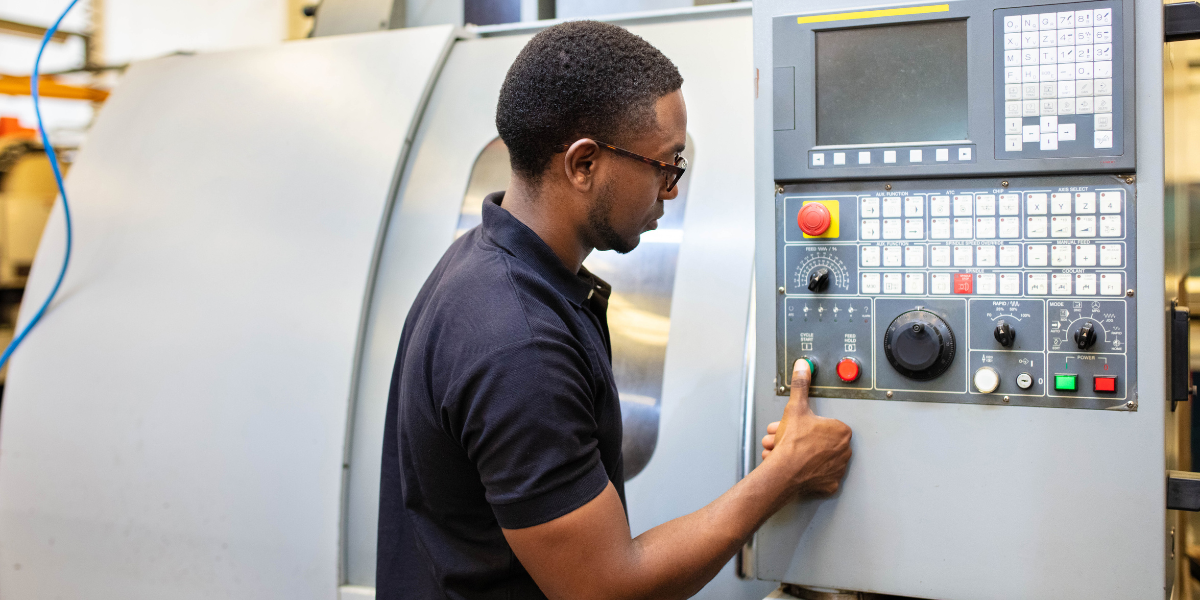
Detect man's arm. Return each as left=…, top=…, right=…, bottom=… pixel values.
left=502, top=360, right=851, bottom=600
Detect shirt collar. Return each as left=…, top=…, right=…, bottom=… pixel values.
left=481, top=191, right=608, bottom=307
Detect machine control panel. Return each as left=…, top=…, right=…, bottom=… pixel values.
left=775, top=175, right=1136, bottom=410
left=995, top=2, right=1124, bottom=157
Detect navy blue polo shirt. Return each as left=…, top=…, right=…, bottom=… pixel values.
left=376, top=192, right=625, bottom=600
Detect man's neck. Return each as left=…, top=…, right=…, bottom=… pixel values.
left=500, top=178, right=592, bottom=274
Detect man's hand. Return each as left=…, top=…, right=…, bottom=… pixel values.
left=760, top=359, right=853, bottom=497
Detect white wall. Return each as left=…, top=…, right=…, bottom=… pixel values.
left=102, top=0, right=287, bottom=64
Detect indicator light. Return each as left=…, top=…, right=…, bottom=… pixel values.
left=836, top=357, right=860, bottom=383
left=1093, top=376, right=1117, bottom=393
left=1054, top=374, right=1078, bottom=391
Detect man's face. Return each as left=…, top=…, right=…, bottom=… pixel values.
left=587, top=90, right=687, bottom=254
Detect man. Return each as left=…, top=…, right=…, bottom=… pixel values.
left=377, top=20, right=852, bottom=600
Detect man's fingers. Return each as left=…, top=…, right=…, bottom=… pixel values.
left=788, top=359, right=813, bottom=416
left=766, top=421, right=779, bottom=435
left=761, top=433, right=776, bottom=450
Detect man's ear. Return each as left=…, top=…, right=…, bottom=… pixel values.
left=562, top=139, right=601, bottom=193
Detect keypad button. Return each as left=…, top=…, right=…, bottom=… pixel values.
left=1094, top=25, right=1112, bottom=43
left=1005, top=84, right=1022, bottom=100
left=1022, top=14, right=1040, bottom=31
left=1023, top=83, right=1040, bottom=99
left=1050, top=193, right=1071, bottom=214
left=812, top=153, right=825, bottom=166
left=957, top=148, right=972, bottom=161
left=1076, top=97, right=1094, bottom=114
left=1076, top=9, right=1094, bottom=27
left=882, top=197, right=902, bottom=217
left=1095, top=43, right=1112, bottom=61
left=1004, top=15, right=1022, bottom=33
left=1005, top=66, right=1022, bottom=84
left=1057, top=80, right=1076, bottom=98
left=1099, top=215, right=1120, bottom=236
left=1057, top=11, right=1075, bottom=28
left=1023, top=31, right=1040, bottom=49
left=930, top=218, right=951, bottom=239
left=1075, top=27, right=1094, bottom=44
left=861, top=197, right=880, bottom=217
left=999, top=273, right=1022, bottom=295
left=1023, top=49, right=1041, bottom=66
left=884, top=273, right=903, bottom=294
left=1039, top=13, right=1057, bottom=30
left=953, top=194, right=973, bottom=216
left=1040, top=67, right=1058, bottom=84
left=1076, top=62, right=1094, bottom=79
left=1027, top=244, right=1049, bottom=265
left=1004, top=33, right=1023, bottom=50
left=1023, top=100, right=1041, bottom=117
left=1099, top=244, right=1121, bottom=265
left=1057, top=46, right=1076, bottom=63
left=1027, top=216, right=1048, bottom=237
left=904, top=218, right=924, bottom=239
left=1051, top=244, right=1071, bottom=266
left=1005, top=135, right=1023, bottom=152
left=904, top=246, right=924, bottom=266
left=904, top=273, right=924, bottom=295
left=953, top=218, right=973, bottom=239
left=910, top=149, right=923, bottom=163
left=976, top=217, right=996, bottom=239
left=1028, top=273, right=1049, bottom=295
left=1094, top=8, right=1112, bottom=26
left=953, top=245, right=973, bottom=266
left=1026, top=193, right=1047, bottom=214
left=1040, top=81, right=1057, bottom=98
left=1040, top=116, right=1057, bottom=133
left=1075, top=244, right=1097, bottom=266
left=1023, top=66, right=1040, bottom=82
left=977, top=273, right=998, bottom=295
left=1058, top=122, right=1076, bottom=140
left=1039, top=49, right=1057, bottom=66
left=977, top=245, right=997, bottom=266
left=1076, top=79, right=1094, bottom=97
left=1005, top=51, right=1022, bottom=68
left=883, top=150, right=897, bottom=164
left=1057, top=29, right=1075, bottom=46
left=861, top=246, right=881, bottom=267
left=883, top=219, right=902, bottom=239
left=858, top=151, right=871, bottom=164
left=861, top=273, right=881, bottom=294
left=1040, top=132, right=1059, bottom=149
left=1099, top=273, right=1122, bottom=295
left=999, top=217, right=1021, bottom=238
left=861, top=219, right=880, bottom=239
left=1095, top=96, right=1113, bottom=114
left=834, top=152, right=846, bottom=165
left=1075, top=192, right=1096, bottom=213
left=1076, top=273, right=1097, bottom=295
left=1005, top=117, right=1022, bottom=135
left=1095, top=78, right=1112, bottom=95
left=931, top=273, right=952, bottom=294
left=976, top=194, right=996, bottom=216
left=929, top=195, right=950, bottom=216
left=1099, top=191, right=1121, bottom=213
left=1095, top=60, right=1112, bottom=78
left=1051, top=273, right=1072, bottom=295
left=1058, top=98, right=1076, bottom=115
left=1050, top=216, right=1072, bottom=237
left=931, top=246, right=951, bottom=266
left=1094, top=130, right=1113, bottom=148
left=1076, top=44, right=1093, bottom=63
left=883, top=246, right=902, bottom=266
left=1040, top=100, right=1058, bottom=116
left=936, top=148, right=950, bottom=162
left=1075, top=215, right=1097, bottom=237
left=999, top=244, right=1021, bottom=266
left=1095, top=113, right=1113, bottom=131
left=998, top=194, right=1020, bottom=215
left=904, top=196, right=923, bottom=217
left=1040, top=31, right=1057, bottom=47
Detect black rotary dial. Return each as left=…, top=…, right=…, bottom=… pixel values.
left=883, top=310, right=956, bottom=381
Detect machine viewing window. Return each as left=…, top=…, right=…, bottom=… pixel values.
left=816, top=20, right=969, bottom=146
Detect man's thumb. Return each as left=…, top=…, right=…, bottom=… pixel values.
left=774, top=359, right=813, bottom=443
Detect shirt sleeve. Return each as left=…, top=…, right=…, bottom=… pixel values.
left=444, top=336, right=611, bottom=529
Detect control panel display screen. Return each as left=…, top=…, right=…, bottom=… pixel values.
left=816, top=20, right=969, bottom=146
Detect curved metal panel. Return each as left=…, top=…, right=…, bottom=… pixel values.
left=0, top=25, right=455, bottom=600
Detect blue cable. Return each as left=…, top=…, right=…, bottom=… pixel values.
left=0, top=0, right=80, bottom=370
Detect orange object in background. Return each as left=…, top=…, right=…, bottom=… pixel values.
left=0, top=117, right=37, bottom=140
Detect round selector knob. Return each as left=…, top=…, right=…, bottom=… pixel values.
left=883, top=310, right=956, bottom=381
left=807, top=268, right=831, bottom=292
left=993, top=320, right=1016, bottom=347
left=973, top=367, right=1000, bottom=393
left=1074, top=322, right=1097, bottom=350
left=797, top=202, right=831, bottom=236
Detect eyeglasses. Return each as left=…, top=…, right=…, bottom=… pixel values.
left=555, top=139, right=688, bottom=192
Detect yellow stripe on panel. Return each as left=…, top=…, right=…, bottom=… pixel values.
left=798, top=4, right=950, bottom=24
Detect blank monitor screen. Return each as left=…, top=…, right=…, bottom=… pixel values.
left=815, top=20, right=968, bottom=146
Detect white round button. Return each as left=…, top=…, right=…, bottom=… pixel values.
left=1016, top=372, right=1034, bottom=389
left=974, top=367, right=1001, bottom=393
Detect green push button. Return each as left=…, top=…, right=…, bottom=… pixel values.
left=1054, top=374, right=1078, bottom=391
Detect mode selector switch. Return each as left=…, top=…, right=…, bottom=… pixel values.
left=883, top=310, right=957, bottom=381
left=1074, top=322, right=1098, bottom=350
left=993, top=320, right=1016, bottom=347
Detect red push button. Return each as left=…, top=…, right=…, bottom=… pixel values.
left=836, top=358, right=860, bottom=383
left=953, top=273, right=973, bottom=294
left=1093, top=376, right=1117, bottom=392
left=798, top=203, right=832, bottom=236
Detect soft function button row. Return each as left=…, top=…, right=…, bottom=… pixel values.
left=810, top=146, right=973, bottom=167
left=1025, top=215, right=1119, bottom=237
left=860, top=271, right=1121, bottom=296
left=1025, top=243, right=1122, bottom=266
left=860, top=273, right=926, bottom=294
left=1026, top=191, right=1121, bottom=213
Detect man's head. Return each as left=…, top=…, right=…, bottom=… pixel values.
left=496, top=21, right=686, bottom=254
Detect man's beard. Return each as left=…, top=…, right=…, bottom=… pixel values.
left=587, top=183, right=638, bottom=254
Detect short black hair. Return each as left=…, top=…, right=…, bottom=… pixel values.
left=496, top=20, right=683, bottom=181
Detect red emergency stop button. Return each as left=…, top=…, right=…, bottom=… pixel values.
left=836, top=358, right=860, bottom=383
left=1093, top=376, right=1117, bottom=392
left=798, top=203, right=832, bottom=236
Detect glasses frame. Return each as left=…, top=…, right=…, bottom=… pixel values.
left=555, top=139, right=688, bottom=192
